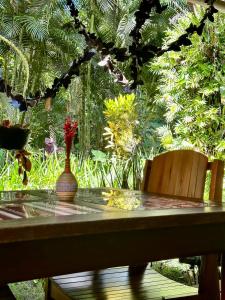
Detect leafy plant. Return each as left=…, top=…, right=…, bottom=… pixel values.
left=103, top=93, right=142, bottom=188
left=152, top=8, right=225, bottom=158
left=0, top=0, right=188, bottom=154
left=104, top=93, right=139, bottom=157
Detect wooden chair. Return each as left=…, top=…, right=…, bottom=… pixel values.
left=48, top=150, right=224, bottom=300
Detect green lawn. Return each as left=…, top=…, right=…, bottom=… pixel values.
left=10, top=281, right=45, bottom=300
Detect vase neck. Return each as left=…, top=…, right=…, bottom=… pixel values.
left=65, top=158, right=71, bottom=173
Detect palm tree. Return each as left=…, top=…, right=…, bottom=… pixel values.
left=0, top=0, right=84, bottom=94
left=0, top=0, right=189, bottom=152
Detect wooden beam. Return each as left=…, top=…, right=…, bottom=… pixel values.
left=187, top=0, right=225, bottom=13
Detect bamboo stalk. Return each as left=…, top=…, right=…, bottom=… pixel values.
left=187, top=0, right=225, bottom=12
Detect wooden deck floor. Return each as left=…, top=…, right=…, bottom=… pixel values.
left=50, top=266, right=198, bottom=300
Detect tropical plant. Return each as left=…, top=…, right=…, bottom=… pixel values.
left=0, top=0, right=82, bottom=92
left=104, top=93, right=139, bottom=156
left=103, top=93, right=142, bottom=188
left=0, top=0, right=188, bottom=154
left=0, top=0, right=84, bottom=146
left=151, top=8, right=225, bottom=158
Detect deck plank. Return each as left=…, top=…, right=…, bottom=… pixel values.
left=51, top=266, right=197, bottom=300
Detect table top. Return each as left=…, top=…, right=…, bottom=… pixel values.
left=0, top=188, right=208, bottom=221
left=1, top=188, right=225, bottom=283
left=0, top=188, right=224, bottom=244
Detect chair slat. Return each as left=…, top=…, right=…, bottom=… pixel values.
left=193, top=153, right=208, bottom=200
left=146, top=150, right=209, bottom=201
left=209, top=160, right=224, bottom=203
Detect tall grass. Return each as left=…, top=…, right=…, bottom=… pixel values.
left=1, top=150, right=223, bottom=201
left=0, top=151, right=147, bottom=191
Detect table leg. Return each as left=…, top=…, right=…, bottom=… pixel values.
left=198, top=254, right=220, bottom=300
left=0, top=284, right=15, bottom=300
left=44, top=278, right=54, bottom=300
left=128, top=262, right=148, bottom=275
left=221, top=253, right=225, bottom=300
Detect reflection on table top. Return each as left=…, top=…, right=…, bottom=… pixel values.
left=0, top=188, right=212, bottom=222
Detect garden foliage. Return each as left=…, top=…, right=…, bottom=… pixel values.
left=152, top=8, right=225, bottom=158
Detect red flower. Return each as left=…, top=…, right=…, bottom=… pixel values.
left=64, top=117, right=78, bottom=159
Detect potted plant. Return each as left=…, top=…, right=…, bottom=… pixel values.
left=0, top=120, right=31, bottom=185
left=0, top=120, right=29, bottom=150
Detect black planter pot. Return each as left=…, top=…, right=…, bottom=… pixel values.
left=0, top=126, right=29, bottom=150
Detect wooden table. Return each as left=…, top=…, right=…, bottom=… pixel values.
left=0, top=187, right=225, bottom=292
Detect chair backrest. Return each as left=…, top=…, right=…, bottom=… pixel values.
left=142, top=150, right=224, bottom=203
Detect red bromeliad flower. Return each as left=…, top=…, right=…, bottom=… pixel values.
left=64, top=117, right=78, bottom=160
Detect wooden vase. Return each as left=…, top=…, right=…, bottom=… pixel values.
left=56, top=158, right=78, bottom=201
